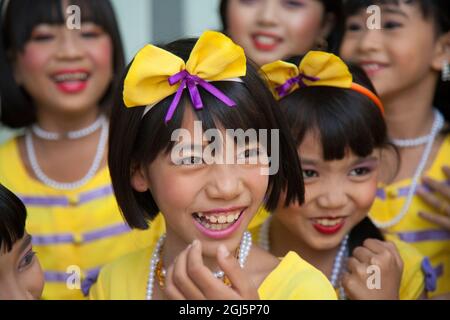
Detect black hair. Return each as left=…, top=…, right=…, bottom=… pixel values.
left=0, top=0, right=125, bottom=128
left=109, top=37, right=305, bottom=230
left=219, top=0, right=344, bottom=53
left=341, top=0, right=450, bottom=131
left=270, top=59, right=387, bottom=251
left=0, top=184, right=27, bottom=254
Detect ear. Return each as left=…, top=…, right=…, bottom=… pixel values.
left=130, top=163, right=150, bottom=192
left=431, top=31, right=450, bottom=71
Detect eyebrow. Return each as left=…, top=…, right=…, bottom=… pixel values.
left=383, top=7, right=409, bottom=18
left=300, top=158, right=320, bottom=166
left=352, top=156, right=379, bottom=165
left=19, top=234, right=32, bottom=253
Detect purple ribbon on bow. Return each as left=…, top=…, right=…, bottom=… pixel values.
left=164, top=70, right=237, bottom=122
left=276, top=73, right=320, bottom=98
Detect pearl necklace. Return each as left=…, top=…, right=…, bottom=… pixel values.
left=146, top=231, right=252, bottom=300
left=391, top=110, right=443, bottom=148
left=31, top=115, right=106, bottom=140
left=25, top=116, right=109, bottom=190
left=372, top=109, right=445, bottom=229
left=259, top=216, right=349, bottom=299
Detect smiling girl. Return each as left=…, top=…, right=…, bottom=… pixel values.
left=254, top=51, right=431, bottom=299
left=340, top=0, right=450, bottom=297
left=220, top=0, right=342, bottom=66
left=89, top=31, right=337, bottom=300
left=0, top=0, right=152, bottom=299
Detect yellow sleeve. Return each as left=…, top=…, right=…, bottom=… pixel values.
left=387, top=236, right=425, bottom=300
left=258, top=252, right=337, bottom=300
left=89, top=265, right=111, bottom=300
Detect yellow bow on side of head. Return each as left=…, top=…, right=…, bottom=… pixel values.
left=260, top=51, right=353, bottom=100
left=123, top=30, right=247, bottom=122
left=260, top=51, right=384, bottom=113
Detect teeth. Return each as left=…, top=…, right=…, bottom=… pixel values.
left=194, top=210, right=243, bottom=231
left=362, top=64, right=382, bottom=71
left=54, top=72, right=88, bottom=82
left=255, top=35, right=277, bottom=45
left=314, top=218, right=344, bottom=227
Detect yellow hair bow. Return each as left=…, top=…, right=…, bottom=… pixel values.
left=261, top=51, right=384, bottom=113
left=123, top=30, right=247, bottom=122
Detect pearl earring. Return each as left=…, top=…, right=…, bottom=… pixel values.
left=443, top=60, right=450, bottom=82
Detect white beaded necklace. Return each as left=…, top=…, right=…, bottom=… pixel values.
left=25, top=116, right=109, bottom=190
left=259, top=216, right=349, bottom=299
left=31, top=115, right=106, bottom=140
left=391, top=110, right=443, bottom=148
left=146, top=231, right=252, bottom=300
left=372, top=109, right=445, bottom=229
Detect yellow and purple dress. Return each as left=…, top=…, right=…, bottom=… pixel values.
left=90, top=216, right=337, bottom=300
left=370, top=134, right=450, bottom=297
left=0, top=138, right=155, bottom=299
left=250, top=212, right=428, bottom=300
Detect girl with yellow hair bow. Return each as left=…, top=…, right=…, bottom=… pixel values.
left=252, top=51, right=433, bottom=300
left=89, top=32, right=337, bottom=300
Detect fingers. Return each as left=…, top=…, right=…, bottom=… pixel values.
left=419, top=211, right=450, bottom=230
left=361, top=239, right=403, bottom=271
left=417, top=185, right=450, bottom=216
left=186, top=240, right=236, bottom=299
left=165, top=263, right=186, bottom=300
left=171, top=242, right=206, bottom=300
left=422, top=175, right=450, bottom=201
left=352, top=246, right=374, bottom=264
left=216, top=245, right=258, bottom=299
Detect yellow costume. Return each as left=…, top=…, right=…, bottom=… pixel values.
left=370, top=134, right=450, bottom=297
left=250, top=213, right=427, bottom=300
left=90, top=217, right=337, bottom=300
left=0, top=138, right=153, bottom=299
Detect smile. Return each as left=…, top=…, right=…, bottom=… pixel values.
left=311, top=217, right=347, bottom=235
left=192, top=207, right=246, bottom=239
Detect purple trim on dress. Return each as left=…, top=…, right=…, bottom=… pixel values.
left=78, top=185, right=114, bottom=204
left=397, top=229, right=450, bottom=242
left=20, top=196, right=68, bottom=207
left=17, top=184, right=114, bottom=208
left=421, top=258, right=437, bottom=292
left=83, top=223, right=131, bottom=242
left=32, top=233, right=74, bottom=245
left=81, top=268, right=101, bottom=297
left=434, top=263, right=444, bottom=278
left=32, top=223, right=132, bottom=245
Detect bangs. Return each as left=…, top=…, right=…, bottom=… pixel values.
left=4, top=0, right=119, bottom=52
left=282, top=87, right=386, bottom=161
left=344, top=0, right=432, bottom=18
left=134, top=80, right=275, bottom=166
left=0, top=185, right=26, bottom=254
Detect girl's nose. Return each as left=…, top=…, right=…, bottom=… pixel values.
left=55, top=30, right=84, bottom=60
left=205, top=165, right=243, bottom=201
left=317, top=184, right=349, bottom=210
left=256, top=0, right=280, bottom=27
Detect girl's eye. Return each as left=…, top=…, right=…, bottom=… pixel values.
left=283, top=0, right=305, bottom=8
left=349, top=167, right=371, bottom=177
left=237, top=148, right=260, bottom=160
left=346, top=22, right=363, bottom=32
left=239, top=0, right=258, bottom=5
left=383, top=21, right=402, bottom=30
left=81, top=30, right=102, bottom=39
left=30, top=33, right=55, bottom=42
left=18, top=251, right=36, bottom=271
left=302, top=169, right=318, bottom=179
left=180, top=156, right=203, bottom=165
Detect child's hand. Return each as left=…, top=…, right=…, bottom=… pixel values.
left=416, top=166, right=450, bottom=230
left=164, top=240, right=259, bottom=300
left=342, top=239, right=403, bottom=300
